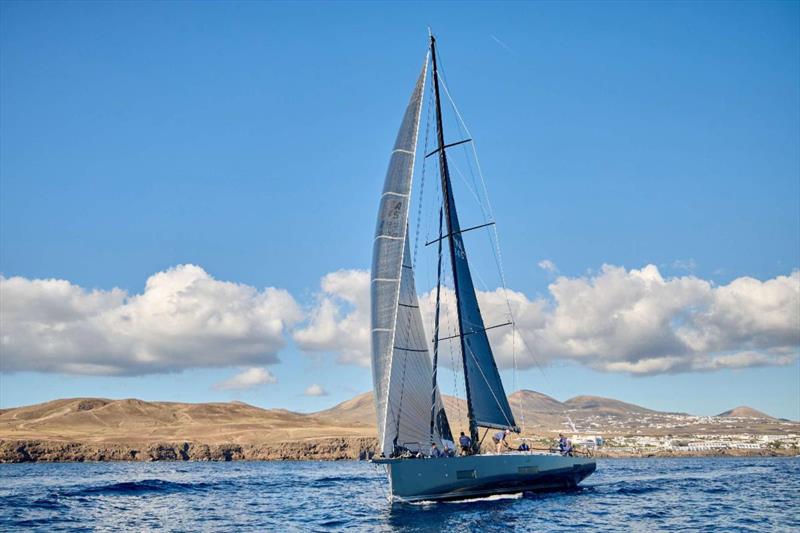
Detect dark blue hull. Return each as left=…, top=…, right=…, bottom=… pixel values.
left=373, top=452, right=596, bottom=502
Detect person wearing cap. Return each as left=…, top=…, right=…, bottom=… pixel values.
left=492, top=429, right=511, bottom=453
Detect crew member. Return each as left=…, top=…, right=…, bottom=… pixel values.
left=558, top=434, right=573, bottom=456
left=430, top=442, right=443, bottom=458
left=492, top=429, right=511, bottom=453
left=458, top=432, right=472, bottom=455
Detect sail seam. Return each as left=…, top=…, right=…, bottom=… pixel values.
left=378, top=54, right=429, bottom=456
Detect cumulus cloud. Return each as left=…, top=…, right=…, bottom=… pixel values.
left=214, top=367, right=277, bottom=391
left=4, top=262, right=797, bottom=379
left=295, top=265, right=799, bottom=376
left=0, top=265, right=302, bottom=375
left=304, top=384, right=329, bottom=397
left=292, top=269, right=370, bottom=366
left=538, top=259, right=558, bottom=273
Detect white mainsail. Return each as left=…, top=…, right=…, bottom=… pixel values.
left=371, top=56, right=450, bottom=457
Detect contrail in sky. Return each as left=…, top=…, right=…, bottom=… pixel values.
left=490, top=34, right=516, bottom=55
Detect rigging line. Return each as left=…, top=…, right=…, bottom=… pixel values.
left=439, top=76, right=510, bottom=310
left=509, top=325, right=579, bottom=441
left=434, top=55, right=488, bottom=223
left=422, top=73, right=440, bottom=297
left=448, top=157, right=490, bottom=219
left=425, top=138, right=472, bottom=158
left=430, top=206, right=444, bottom=445
left=432, top=36, right=483, bottom=447
left=463, top=341, right=514, bottom=429
left=437, top=321, right=512, bottom=342
left=413, top=74, right=434, bottom=271
left=443, top=267, right=465, bottom=430
left=432, top=137, right=495, bottom=296
left=438, top=75, right=552, bottom=407
left=424, top=221, right=496, bottom=247
left=509, top=326, right=555, bottom=389
left=438, top=76, right=495, bottom=220
left=472, top=264, right=491, bottom=294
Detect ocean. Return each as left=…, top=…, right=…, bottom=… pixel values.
left=1, top=457, right=797, bottom=531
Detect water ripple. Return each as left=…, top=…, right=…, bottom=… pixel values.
left=0, top=457, right=798, bottom=532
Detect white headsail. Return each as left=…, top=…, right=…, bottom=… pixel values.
left=371, top=56, right=451, bottom=457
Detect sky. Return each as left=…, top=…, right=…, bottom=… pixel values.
left=1, top=1, right=798, bottom=420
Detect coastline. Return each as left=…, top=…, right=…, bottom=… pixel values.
left=1, top=438, right=795, bottom=463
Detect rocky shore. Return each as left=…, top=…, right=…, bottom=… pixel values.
left=2, top=396, right=795, bottom=463
left=2, top=438, right=795, bottom=463
left=0, top=437, right=379, bottom=463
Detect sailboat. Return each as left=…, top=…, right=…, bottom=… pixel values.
left=370, top=34, right=596, bottom=502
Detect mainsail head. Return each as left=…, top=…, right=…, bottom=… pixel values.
left=371, top=56, right=452, bottom=457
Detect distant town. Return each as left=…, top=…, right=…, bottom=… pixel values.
left=540, top=411, right=799, bottom=455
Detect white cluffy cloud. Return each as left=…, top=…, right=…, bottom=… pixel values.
left=3, top=262, right=797, bottom=378
left=304, top=384, right=329, bottom=397
left=292, top=269, right=370, bottom=366
left=0, top=265, right=302, bottom=375
left=214, top=367, right=277, bottom=391
left=294, top=265, right=800, bottom=375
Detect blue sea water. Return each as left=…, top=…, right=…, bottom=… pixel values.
left=1, top=457, right=798, bottom=532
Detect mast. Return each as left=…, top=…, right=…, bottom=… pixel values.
left=430, top=207, right=444, bottom=445
left=430, top=34, right=480, bottom=451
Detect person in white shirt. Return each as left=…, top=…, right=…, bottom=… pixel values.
left=492, top=429, right=511, bottom=453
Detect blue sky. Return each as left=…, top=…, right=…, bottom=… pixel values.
left=1, top=1, right=798, bottom=419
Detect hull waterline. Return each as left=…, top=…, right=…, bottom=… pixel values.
left=373, top=453, right=596, bottom=502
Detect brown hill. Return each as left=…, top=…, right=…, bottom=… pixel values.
left=717, top=406, right=776, bottom=420
left=0, top=397, right=372, bottom=445
left=564, top=395, right=659, bottom=416
left=510, top=390, right=566, bottom=413
left=1, top=392, right=791, bottom=450
left=314, top=392, right=375, bottom=428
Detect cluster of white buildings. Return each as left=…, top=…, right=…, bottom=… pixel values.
left=597, top=433, right=800, bottom=452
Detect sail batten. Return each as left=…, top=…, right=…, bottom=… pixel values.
left=371, top=56, right=452, bottom=457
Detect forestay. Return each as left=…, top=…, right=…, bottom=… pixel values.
left=370, top=57, right=452, bottom=457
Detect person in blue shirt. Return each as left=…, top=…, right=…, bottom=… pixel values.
left=492, top=429, right=511, bottom=453
left=429, top=442, right=443, bottom=458
left=518, top=441, right=530, bottom=452
left=443, top=441, right=455, bottom=457
left=458, top=432, right=472, bottom=455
